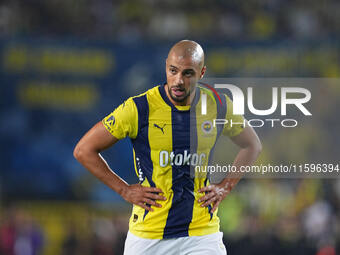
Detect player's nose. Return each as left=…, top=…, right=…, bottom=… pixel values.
left=174, top=74, right=184, bottom=86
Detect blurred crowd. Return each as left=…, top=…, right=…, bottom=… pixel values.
left=0, top=179, right=339, bottom=255
left=0, top=208, right=44, bottom=255
left=0, top=0, right=340, bottom=42
left=221, top=179, right=339, bottom=255
left=0, top=205, right=129, bottom=255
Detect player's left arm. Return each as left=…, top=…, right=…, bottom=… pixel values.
left=225, top=124, right=262, bottom=187
left=198, top=125, right=261, bottom=212
left=198, top=94, right=262, bottom=212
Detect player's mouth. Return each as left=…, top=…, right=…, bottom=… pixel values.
left=171, top=87, right=185, bottom=97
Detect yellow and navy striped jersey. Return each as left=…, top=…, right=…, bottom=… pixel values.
left=102, top=84, right=244, bottom=239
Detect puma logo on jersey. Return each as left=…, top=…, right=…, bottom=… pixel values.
left=154, top=123, right=166, bottom=134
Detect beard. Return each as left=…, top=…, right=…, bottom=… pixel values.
left=167, top=85, right=191, bottom=103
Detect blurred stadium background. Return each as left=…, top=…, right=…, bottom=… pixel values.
left=0, top=0, right=339, bottom=254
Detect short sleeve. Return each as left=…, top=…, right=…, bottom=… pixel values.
left=222, top=95, right=245, bottom=137
left=102, top=97, right=138, bottom=139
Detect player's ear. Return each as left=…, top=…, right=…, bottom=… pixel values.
left=200, top=66, right=206, bottom=79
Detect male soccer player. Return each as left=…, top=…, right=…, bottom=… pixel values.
left=74, top=40, right=262, bottom=255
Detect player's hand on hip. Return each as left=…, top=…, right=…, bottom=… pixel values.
left=122, top=184, right=166, bottom=211
left=198, top=182, right=232, bottom=213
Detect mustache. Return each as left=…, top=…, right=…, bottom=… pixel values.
left=170, top=85, right=185, bottom=91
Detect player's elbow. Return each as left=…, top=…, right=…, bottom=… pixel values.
left=73, top=143, right=86, bottom=162
left=252, top=138, right=262, bottom=157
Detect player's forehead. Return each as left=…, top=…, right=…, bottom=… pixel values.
left=167, top=53, right=201, bottom=72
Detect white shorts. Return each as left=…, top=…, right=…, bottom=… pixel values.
left=123, top=231, right=227, bottom=255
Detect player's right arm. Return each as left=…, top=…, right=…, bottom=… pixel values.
left=73, top=99, right=166, bottom=211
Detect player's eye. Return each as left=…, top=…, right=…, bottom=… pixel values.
left=183, top=71, right=194, bottom=77
left=170, top=68, right=177, bottom=74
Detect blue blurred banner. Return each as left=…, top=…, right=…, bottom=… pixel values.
left=0, top=37, right=339, bottom=202
left=0, top=38, right=173, bottom=202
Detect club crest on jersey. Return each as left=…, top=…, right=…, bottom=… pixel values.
left=201, top=120, right=213, bottom=134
